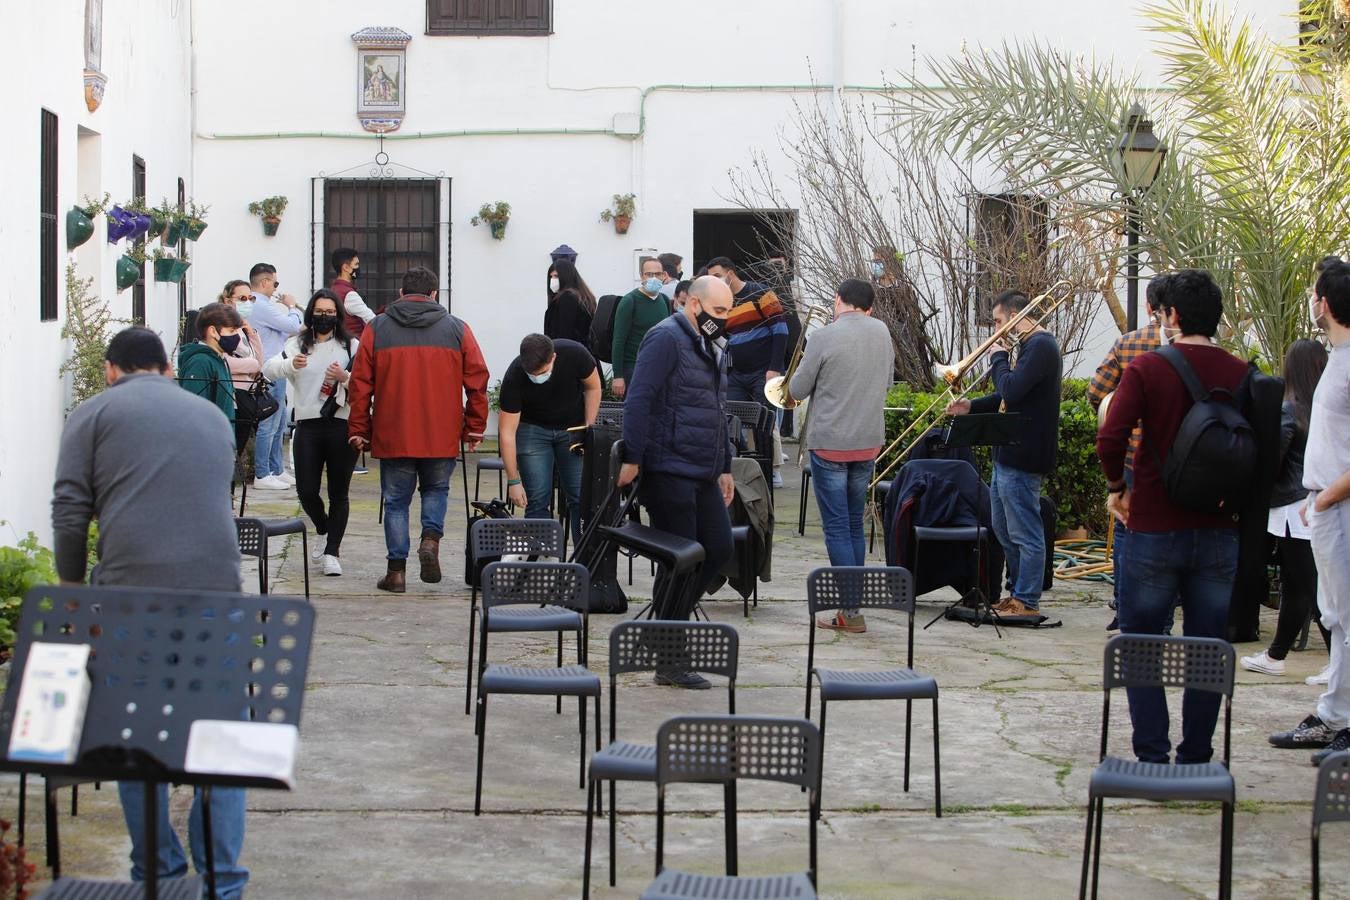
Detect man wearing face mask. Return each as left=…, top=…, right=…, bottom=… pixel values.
left=658, top=252, right=684, bottom=301
left=1088, top=272, right=1176, bottom=631
left=330, top=247, right=377, bottom=339
left=618, top=276, right=737, bottom=689
left=781, top=278, right=894, bottom=630
left=610, top=257, right=673, bottom=398
left=497, top=334, right=602, bottom=541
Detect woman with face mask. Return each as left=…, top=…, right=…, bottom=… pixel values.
left=218, top=279, right=266, bottom=393
left=263, top=290, right=360, bottom=576
left=178, top=301, right=245, bottom=440
left=543, top=258, right=597, bottom=346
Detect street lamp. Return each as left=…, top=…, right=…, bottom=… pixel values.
left=1115, top=103, right=1167, bottom=331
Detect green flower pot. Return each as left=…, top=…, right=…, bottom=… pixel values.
left=115, top=255, right=141, bottom=292
left=149, top=209, right=171, bottom=238
left=153, top=258, right=176, bottom=282
left=184, top=219, right=208, bottom=241
left=165, top=221, right=187, bottom=244
left=262, top=217, right=280, bottom=236
left=171, top=260, right=191, bottom=282
left=66, top=207, right=95, bottom=249
left=489, top=221, right=507, bottom=240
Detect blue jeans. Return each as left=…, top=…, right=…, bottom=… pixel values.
left=118, top=782, right=248, bottom=899
left=253, top=381, right=288, bottom=479
left=725, top=369, right=766, bottom=404
left=1117, top=527, right=1238, bottom=764
left=380, top=457, right=455, bottom=560
left=809, top=452, right=872, bottom=567
left=516, top=422, right=583, bottom=542
left=989, top=462, right=1046, bottom=609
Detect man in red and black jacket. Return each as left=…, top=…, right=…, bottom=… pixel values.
left=348, top=265, right=489, bottom=593
left=1096, top=268, right=1248, bottom=766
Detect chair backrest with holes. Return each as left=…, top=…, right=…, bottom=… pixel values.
left=656, top=715, right=821, bottom=790
left=806, top=566, right=914, bottom=618
left=480, top=561, right=589, bottom=614
left=1315, top=752, right=1350, bottom=827
left=470, top=517, right=564, bottom=562
left=610, top=621, right=738, bottom=680
left=235, top=517, right=266, bottom=559
left=0, top=584, right=315, bottom=785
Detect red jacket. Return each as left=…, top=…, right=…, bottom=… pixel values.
left=331, top=278, right=364, bottom=339
left=347, top=296, right=489, bottom=459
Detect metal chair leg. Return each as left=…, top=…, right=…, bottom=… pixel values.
left=1312, top=826, right=1321, bottom=900
left=904, top=698, right=913, bottom=792
left=583, top=777, right=595, bottom=899
left=1078, top=796, right=1096, bottom=899
left=300, top=530, right=310, bottom=600
left=464, top=602, right=477, bottom=716
left=932, top=696, right=942, bottom=817
left=1219, top=801, right=1233, bottom=900
left=609, top=778, right=618, bottom=887
left=1089, top=796, right=1105, bottom=899
left=473, top=694, right=488, bottom=815
left=578, top=696, right=586, bottom=789
left=556, top=634, right=564, bottom=715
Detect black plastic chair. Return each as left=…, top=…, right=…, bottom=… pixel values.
left=602, top=522, right=706, bottom=622
left=805, top=566, right=940, bottom=816
left=1313, top=751, right=1350, bottom=900
left=729, top=525, right=758, bottom=618
left=476, top=456, right=506, bottom=500
left=643, top=715, right=821, bottom=899
left=464, top=518, right=565, bottom=715
left=1078, top=634, right=1236, bottom=900
left=471, top=558, right=589, bottom=730
left=473, top=561, right=599, bottom=815
left=235, top=516, right=310, bottom=599
left=583, top=621, right=739, bottom=896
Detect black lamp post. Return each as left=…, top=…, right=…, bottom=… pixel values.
left=1115, top=103, right=1167, bottom=331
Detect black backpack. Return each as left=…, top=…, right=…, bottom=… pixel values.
left=1155, top=345, right=1257, bottom=515
left=588, top=294, right=622, bottom=362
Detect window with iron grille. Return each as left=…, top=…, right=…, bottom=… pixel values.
left=323, top=179, right=442, bottom=313
left=131, top=155, right=146, bottom=324
left=177, top=177, right=187, bottom=319
left=39, top=109, right=58, bottom=322
left=427, top=0, right=551, bottom=35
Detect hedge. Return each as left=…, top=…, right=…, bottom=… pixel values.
left=878, top=377, right=1107, bottom=537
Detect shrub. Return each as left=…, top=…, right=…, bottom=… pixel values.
left=879, top=377, right=1106, bottom=537
left=0, top=532, right=57, bottom=653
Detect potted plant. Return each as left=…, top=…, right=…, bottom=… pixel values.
left=121, top=199, right=153, bottom=242
left=66, top=193, right=110, bottom=249
left=164, top=208, right=190, bottom=245
left=152, top=246, right=191, bottom=283
left=148, top=200, right=175, bottom=241
left=248, top=196, right=289, bottom=236
left=106, top=205, right=137, bottom=244
left=599, top=193, right=637, bottom=234
left=115, top=247, right=143, bottom=292
left=184, top=200, right=210, bottom=241
left=471, top=202, right=511, bottom=240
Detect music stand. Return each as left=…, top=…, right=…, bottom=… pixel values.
left=920, top=413, right=1020, bottom=636
left=0, top=585, right=316, bottom=900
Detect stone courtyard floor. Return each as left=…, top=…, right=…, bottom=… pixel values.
left=5, top=448, right=1347, bottom=898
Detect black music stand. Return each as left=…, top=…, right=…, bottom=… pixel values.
left=0, top=585, right=316, bottom=900
left=922, top=413, right=1020, bottom=634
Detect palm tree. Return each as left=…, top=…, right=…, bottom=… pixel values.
left=892, top=0, right=1350, bottom=366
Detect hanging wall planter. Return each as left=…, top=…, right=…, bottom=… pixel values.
left=165, top=218, right=188, bottom=245
left=471, top=201, right=511, bottom=241
left=248, top=196, right=288, bottom=237
left=66, top=207, right=95, bottom=249
left=184, top=219, right=208, bottom=241
left=153, top=257, right=191, bottom=283
left=599, top=193, right=637, bottom=235
left=115, top=255, right=141, bottom=291
left=106, top=206, right=135, bottom=244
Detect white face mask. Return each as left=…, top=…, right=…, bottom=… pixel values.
left=527, top=369, right=552, bottom=385
left=549, top=277, right=560, bottom=293
left=642, top=276, right=663, bottom=295
left=236, top=300, right=255, bottom=317
left=1311, top=294, right=1327, bottom=331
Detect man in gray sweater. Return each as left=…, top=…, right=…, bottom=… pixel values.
left=51, top=326, right=249, bottom=898
left=787, top=278, right=895, bottom=632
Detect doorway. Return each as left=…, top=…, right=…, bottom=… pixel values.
left=692, top=209, right=796, bottom=282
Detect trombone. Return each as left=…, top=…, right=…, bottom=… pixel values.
left=868, top=279, right=1076, bottom=491
left=763, top=305, right=834, bottom=409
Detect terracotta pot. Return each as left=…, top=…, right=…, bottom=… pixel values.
left=612, top=214, right=631, bottom=235
left=262, top=216, right=280, bottom=236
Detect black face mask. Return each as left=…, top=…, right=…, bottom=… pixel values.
left=350, top=266, right=361, bottom=279
left=312, top=315, right=337, bottom=335
left=217, top=333, right=242, bottom=354
left=695, top=310, right=725, bottom=341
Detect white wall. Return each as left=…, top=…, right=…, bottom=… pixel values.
left=0, top=0, right=194, bottom=544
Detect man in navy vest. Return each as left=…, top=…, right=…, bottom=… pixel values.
left=619, top=275, right=736, bottom=689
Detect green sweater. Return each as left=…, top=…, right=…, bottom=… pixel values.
left=611, top=288, right=670, bottom=381
left=177, top=342, right=236, bottom=433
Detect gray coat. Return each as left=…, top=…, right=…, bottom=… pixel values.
left=788, top=311, right=895, bottom=452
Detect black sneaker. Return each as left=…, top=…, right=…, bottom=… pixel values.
left=1312, top=728, right=1350, bottom=766
left=1106, top=615, right=1119, bottom=633
left=655, top=670, right=711, bottom=690
left=1269, top=714, right=1337, bottom=749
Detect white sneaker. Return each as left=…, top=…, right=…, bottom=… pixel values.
left=1308, top=662, right=1334, bottom=686
left=276, top=472, right=296, bottom=486
left=771, top=471, right=784, bottom=489
left=311, top=545, right=324, bottom=560
left=252, top=475, right=289, bottom=490
left=1240, top=650, right=1286, bottom=676
left=321, top=554, right=342, bottom=577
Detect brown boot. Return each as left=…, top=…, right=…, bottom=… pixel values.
left=377, top=559, right=406, bottom=593
left=418, top=530, right=442, bottom=584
